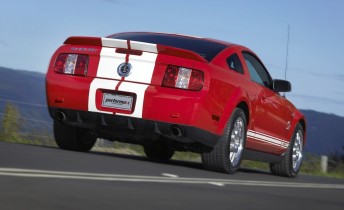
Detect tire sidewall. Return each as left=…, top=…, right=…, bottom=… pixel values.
left=225, top=108, right=247, bottom=172
left=288, top=123, right=304, bottom=177
left=54, top=120, right=96, bottom=152
left=144, top=141, right=174, bottom=161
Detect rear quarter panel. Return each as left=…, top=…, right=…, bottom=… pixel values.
left=202, top=46, right=253, bottom=135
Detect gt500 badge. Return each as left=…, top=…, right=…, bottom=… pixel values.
left=117, top=62, right=132, bottom=77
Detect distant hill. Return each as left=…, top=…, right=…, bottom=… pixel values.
left=0, top=66, right=51, bottom=133
left=0, top=66, right=343, bottom=155
left=301, top=110, right=344, bottom=155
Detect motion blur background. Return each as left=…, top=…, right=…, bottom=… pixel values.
left=0, top=0, right=343, bottom=176
left=0, top=0, right=343, bottom=116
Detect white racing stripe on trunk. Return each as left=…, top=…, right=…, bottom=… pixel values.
left=97, top=47, right=126, bottom=80
left=96, top=50, right=157, bottom=83
left=88, top=39, right=158, bottom=118
left=88, top=78, right=148, bottom=118
left=88, top=78, right=117, bottom=114
left=97, top=39, right=158, bottom=84
left=101, top=38, right=127, bottom=48
left=126, top=52, right=157, bottom=84
left=117, top=82, right=148, bottom=118
left=1, top=168, right=343, bottom=190
left=130, top=40, right=158, bottom=53
left=101, top=38, right=158, bottom=54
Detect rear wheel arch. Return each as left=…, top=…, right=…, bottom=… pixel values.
left=237, top=101, right=250, bottom=127
left=289, top=117, right=306, bottom=145
left=299, top=119, right=306, bottom=134
left=297, top=119, right=306, bottom=146
left=270, top=123, right=304, bottom=177
left=216, top=88, right=250, bottom=135
left=202, top=108, right=247, bottom=173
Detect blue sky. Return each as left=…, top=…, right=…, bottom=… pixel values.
left=0, top=0, right=343, bottom=116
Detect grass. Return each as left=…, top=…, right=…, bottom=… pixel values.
left=172, top=151, right=201, bottom=162
left=241, top=160, right=269, bottom=170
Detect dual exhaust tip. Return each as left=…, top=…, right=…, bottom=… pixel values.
left=170, top=125, right=183, bottom=137
left=56, top=111, right=66, bottom=121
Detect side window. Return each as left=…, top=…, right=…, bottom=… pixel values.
left=226, top=53, right=244, bottom=74
left=243, top=52, right=272, bottom=88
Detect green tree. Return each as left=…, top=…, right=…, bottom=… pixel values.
left=0, top=103, right=21, bottom=142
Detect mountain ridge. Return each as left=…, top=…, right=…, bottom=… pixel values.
left=0, top=66, right=343, bottom=155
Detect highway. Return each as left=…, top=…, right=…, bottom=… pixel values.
left=0, top=142, right=343, bottom=210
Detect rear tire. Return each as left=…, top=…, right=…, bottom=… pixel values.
left=201, top=108, right=247, bottom=174
left=144, top=141, right=174, bottom=161
left=54, top=120, right=97, bottom=152
left=270, top=123, right=304, bottom=177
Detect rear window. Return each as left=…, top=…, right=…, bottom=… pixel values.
left=109, top=33, right=227, bottom=62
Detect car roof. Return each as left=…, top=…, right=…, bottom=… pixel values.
left=109, top=32, right=243, bottom=62
left=109, top=31, right=239, bottom=48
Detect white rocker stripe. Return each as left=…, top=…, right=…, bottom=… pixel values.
left=247, top=130, right=289, bottom=149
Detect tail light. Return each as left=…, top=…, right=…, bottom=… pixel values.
left=162, top=65, right=204, bottom=91
left=54, top=54, right=89, bottom=76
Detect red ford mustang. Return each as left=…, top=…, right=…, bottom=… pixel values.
left=46, top=32, right=306, bottom=177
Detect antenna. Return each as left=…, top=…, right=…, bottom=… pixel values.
left=284, top=25, right=290, bottom=81
left=283, top=25, right=290, bottom=98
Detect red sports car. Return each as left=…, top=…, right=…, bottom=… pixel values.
left=46, top=32, right=306, bottom=177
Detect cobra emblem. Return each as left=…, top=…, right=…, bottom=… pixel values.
left=117, top=62, right=132, bottom=77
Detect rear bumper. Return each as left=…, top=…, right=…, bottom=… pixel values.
left=46, top=74, right=220, bottom=135
left=49, top=108, right=220, bottom=148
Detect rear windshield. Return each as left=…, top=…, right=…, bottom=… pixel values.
left=109, top=33, right=227, bottom=62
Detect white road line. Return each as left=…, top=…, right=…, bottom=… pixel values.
left=208, top=182, right=225, bottom=187
left=0, top=168, right=343, bottom=190
left=161, top=173, right=179, bottom=178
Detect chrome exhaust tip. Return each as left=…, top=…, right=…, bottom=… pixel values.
left=170, top=125, right=183, bottom=137
left=56, top=111, right=66, bottom=121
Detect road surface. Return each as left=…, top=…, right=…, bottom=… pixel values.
left=0, top=142, right=343, bottom=210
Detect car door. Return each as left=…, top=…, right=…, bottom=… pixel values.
left=242, top=52, right=291, bottom=154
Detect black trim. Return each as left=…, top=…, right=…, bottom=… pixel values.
left=49, top=108, right=220, bottom=151
left=226, top=53, right=244, bottom=74
left=273, top=79, right=291, bottom=92
left=243, top=149, right=283, bottom=163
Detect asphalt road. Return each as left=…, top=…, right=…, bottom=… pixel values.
left=0, top=142, right=343, bottom=210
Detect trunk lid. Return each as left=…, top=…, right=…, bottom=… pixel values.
left=63, top=36, right=207, bottom=85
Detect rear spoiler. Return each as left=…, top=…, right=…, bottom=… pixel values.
left=64, top=36, right=207, bottom=62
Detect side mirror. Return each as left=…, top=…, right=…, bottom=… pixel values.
left=273, top=79, right=291, bottom=92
